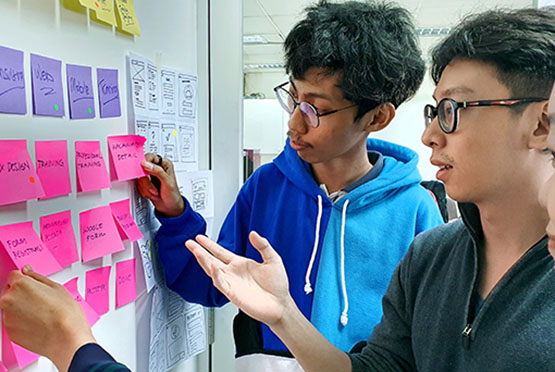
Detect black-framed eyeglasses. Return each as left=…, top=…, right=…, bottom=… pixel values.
left=273, top=81, right=357, bottom=128
left=424, top=98, right=548, bottom=134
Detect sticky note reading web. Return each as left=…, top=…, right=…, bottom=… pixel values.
left=40, top=210, right=79, bottom=268
left=97, top=68, right=121, bottom=118
left=107, top=135, right=147, bottom=181
left=67, top=64, right=95, bottom=119
left=0, top=140, right=45, bottom=206
left=116, top=258, right=136, bottom=308
left=86, top=266, right=111, bottom=315
left=63, top=277, right=100, bottom=327
left=2, top=325, right=39, bottom=370
left=0, top=221, right=62, bottom=286
left=0, top=45, right=26, bottom=115
left=75, top=141, right=111, bottom=192
left=35, top=140, right=72, bottom=199
left=30, top=53, right=64, bottom=117
left=80, top=205, right=125, bottom=262
left=110, top=198, right=143, bottom=242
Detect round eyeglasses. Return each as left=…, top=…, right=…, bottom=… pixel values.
left=273, top=82, right=357, bottom=128
left=424, top=97, right=548, bottom=134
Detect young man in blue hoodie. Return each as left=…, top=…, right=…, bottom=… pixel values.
left=137, top=1, right=443, bottom=369
left=185, top=7, right=555, bottom=372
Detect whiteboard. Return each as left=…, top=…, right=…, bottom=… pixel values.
left=0, top=0, right=205, bottom=371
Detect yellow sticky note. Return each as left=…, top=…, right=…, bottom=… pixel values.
left=115, top=0, right=141, bottom=36
left=62, top=0, right=86, bottom=13
left=92, top=0, right=117, bottom=26
left=173, top=130, right=177, bottom=137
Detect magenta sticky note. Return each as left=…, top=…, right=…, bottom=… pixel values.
left=2, top=325, right=39, bottom=370
left=0, top=360, right=7, bottom=372
left=67, top=64, right=95, bottom=119
left=0, top=221, right=62, bottom=282
left=63, top=278, right=100, bottom=327
left=35, top=140, right=72, bottom=199
left=40, top=210, right=79, bottom=268
left=107, top=135, right=147, bottom=181
left=0, top=45, right=26, bottom=115
left=116, top=259, right=136, bottom=308
left=86, top=266, right=111, bottom=315
left=110, top=199, right=143, bottom=242
left=80, top=205, right=125, bottom=262
left=75, top=141, right=111, bottom=192
left=0, top=140, right=45, bottom=206
left=30, top=53, right=64, bottom=117
left=97, top=68, right=121, bottom=118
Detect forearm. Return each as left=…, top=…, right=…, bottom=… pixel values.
left=271, top=299, right=351, bottom=372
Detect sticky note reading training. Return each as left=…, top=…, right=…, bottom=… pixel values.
left=67, top=64, right=95, bottom=119
left=0, top=45, right=26, bottom=114
left=40, top=210, right=79, bottom=268
left=97, top=68, right=121, bottom=118
left=107, top=135, right=147, bottom=181
left=86, top=266, right=111, bottom=315
left=0, top=140, right=45, bottom=206
left=0, top=221, right=62, bottom=282
left=110, top=198, right=143, bottom=242
left=80, top=205, right=125, bottom=262
left=116, top=258, right=136, bottom=308
left=30, top=53, right=64, bottom=117
left=63, top=277, right=100, bottom=327
left=75, top=141, right=111, bottom=192
left=35, top=140, right=72, bottom=199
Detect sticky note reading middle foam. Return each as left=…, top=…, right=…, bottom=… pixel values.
left=40, top=210, right=79, bottom=268
left=0, top=140, right=45, bottom=206
left=63, top=277, right=100, bottom=327
left=80, top=205, right=125, bottom=262
left=35, top=140, right=72, bottom=199
left=75, top=141, right=111, bottom=192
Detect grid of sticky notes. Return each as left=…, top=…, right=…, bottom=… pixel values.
left=0, top=46, right=121, bottom=119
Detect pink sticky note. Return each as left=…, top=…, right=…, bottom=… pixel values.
left=116, top=259, right=136, bottom=308
left=63, top=278, right=100, bottom=327
left=110, top=199, right=143, bottom=242
left=0, top=140, right=45, bottom=206
left=80, top=205, right=125, bottom=262
left=2, top=325, right=39, bottom=370
left=86, top=266, right=111, bottom=315
left=40, top=210, right=79, bottom=268
left=107, top=135, right=147, bottom=181
left=0, top=360, right=7, bottom=372
left=35, top=140, right=72, bottom=199
left=75, top=141, right=111, bottom=192
left=0, top=221, right=62, bottom=285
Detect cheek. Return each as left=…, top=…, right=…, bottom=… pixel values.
left=540, top=173, right=555, bottom=219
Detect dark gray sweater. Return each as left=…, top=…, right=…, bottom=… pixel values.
left=350, top=203, right=555, bottom=371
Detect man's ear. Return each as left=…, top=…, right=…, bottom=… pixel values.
left=529, top=101, right=550, bottom=151
left=359, top=103, right=396, bottom=134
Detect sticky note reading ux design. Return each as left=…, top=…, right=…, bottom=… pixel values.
left=0, top=45, right=26, bottom=115
left=116, top=258, right=136, bottom=308
left=0, top=140, right=45, bottom=206
left=110, top=198, right=143, bottom=242
left=63, top=277, right=100, bottom=327
left=40, top=210, right=79, bottom=268
left=30, top=53, right=64, bottom=117
left=67, top=64, right=95, bottom=119
left=86, top=266, right=111, bottom=315
left=35, top=140, right=72, bottom=199
left=0, top=221, right=62, bottom=285
left=97, top=68, right=121, bottom=118
left=75, top=141, right=111, bottom=192
left=80, top=205, right=125, bottom=262
left=107, top=135, right=147, bottom=181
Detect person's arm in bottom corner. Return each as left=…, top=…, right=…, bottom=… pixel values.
left=0, top=265, right=128, bottom=372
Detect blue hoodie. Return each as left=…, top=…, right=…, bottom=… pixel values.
left=156, top=138, right=443, bottom=357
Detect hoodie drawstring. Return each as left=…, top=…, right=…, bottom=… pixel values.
left=304, top=195, right=323, bottom=295
left=340, top=199, right=350, bottom=326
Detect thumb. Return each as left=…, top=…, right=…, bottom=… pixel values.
left=21, top=265, right=57, bottom=288
left=249, top=231, right=281, bottom=264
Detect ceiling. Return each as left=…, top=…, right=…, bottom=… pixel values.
left=243, top=0, right=535, bottom=70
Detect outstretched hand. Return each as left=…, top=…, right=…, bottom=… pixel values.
left=185, top=231, right=294, bottom=327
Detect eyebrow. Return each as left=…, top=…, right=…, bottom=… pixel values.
left=289, top=80, right=334, bottom=102
left=432, top=86, right=476, bottom=101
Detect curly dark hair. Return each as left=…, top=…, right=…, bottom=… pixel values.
left=284, top=0, right=425, bottom=119
left=431, top=7, right=555, bottom=100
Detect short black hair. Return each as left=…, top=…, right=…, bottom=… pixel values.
left=284, top=0, right=425, bottom=119
left=431, top=7, right=555, bottom=100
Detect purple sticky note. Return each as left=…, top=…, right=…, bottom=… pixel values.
left=97, top=68, right=121, bottom=118
left=0, top=46, right=26, bottom=115
left=30, top=54, right=64, bottom=117
left=67, top=64, right=95, bottom=119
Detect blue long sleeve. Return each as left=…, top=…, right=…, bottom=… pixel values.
left=69, top=343, right=130, bottom=372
